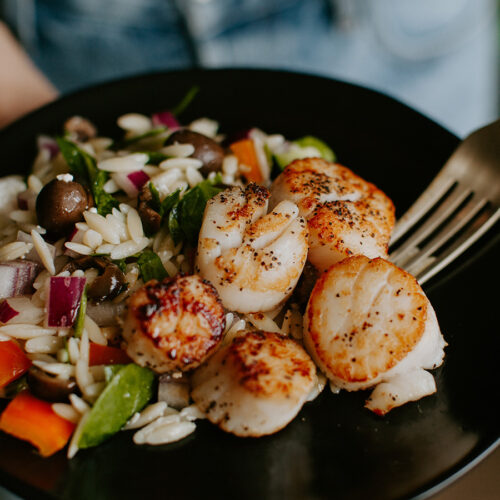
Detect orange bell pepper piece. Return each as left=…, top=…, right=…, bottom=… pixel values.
left=230, top=138, right=263, bottom=183
left=0, top=340, right=31, bottom=388
left=88, top=343, right=131, bottom=366
left=0, top=391, right=75, bottom=457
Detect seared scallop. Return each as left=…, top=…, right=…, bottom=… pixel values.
left=270, top=158, right=395, bottom=271
left=304, top=255, right=446, bottom=415
left=191, top=330, right=316, bottom=436
left=123, top=274, right=225, bottom=373
left=196, top=183, right=308, bottom=313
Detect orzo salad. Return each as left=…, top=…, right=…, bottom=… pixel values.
left=0, top=89, right=446, bottom=458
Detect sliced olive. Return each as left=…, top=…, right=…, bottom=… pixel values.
left=36, top=178, right=92, bottom=237
left=165, top=129, right=224, bottom=176
left=27, top=366, right=77, bottom=402
left=137, top=184, right=162, bottom=235
left=62, top=256, right=127, bottom=302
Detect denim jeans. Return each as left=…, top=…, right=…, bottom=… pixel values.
left=0, top=0, right=498, bottom=136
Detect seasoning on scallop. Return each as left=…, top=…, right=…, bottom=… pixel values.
left=122, top=274, right=226, bottom=373
left=269, top=158, right=395, bottom=271
left=196, top=183, right=308, bottom=313
left=191, top=330, right=316, bottom=437
left=303, top=255, right=447, bottom=415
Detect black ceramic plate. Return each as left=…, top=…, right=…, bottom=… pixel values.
left=0, top=69, right=498, bottom=500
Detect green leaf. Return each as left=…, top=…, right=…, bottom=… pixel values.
left=92, top=169, right=119, bottom=216
left=137, top=249, right=168, bottom=282
left=73, top=286, right=87, bottom=339
left=56, top=137, right=96, bottom=183
left=143, top=151, right=169, bottom=165
left=168, top=204, right=183, bottom=245
left=148, top=182, right=162, bottom=213
left=163, top=175, right=222, bottom=247
left=78, top=364, right=155, bottom=449
left=120, top=127, right=166, bottom=148
left=293, top=136, right=336, bottom=162
left=170, top=85, right=200, bottom=117
left=57, top=137, right=119, bottom=216
left=160, top=189, right=181, bottom=217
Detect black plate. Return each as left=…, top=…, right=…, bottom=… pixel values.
left=0, top=69, right=498, bottom=500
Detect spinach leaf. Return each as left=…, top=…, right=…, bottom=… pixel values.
left=57, top=137, right=119, bottom=216
left=137, top=249, right=168, bottom=282
left=161, top=189, right=181, bottom=216
left=120, top=127, right=166, bottom=148
left=171, top=85, right=200, bottom=117
left=164, top=174, right=223, bottom=246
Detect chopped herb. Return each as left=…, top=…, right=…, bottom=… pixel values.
left=120, top=127, right=166, bottom=148
left=161, top=188, right=181, bottom=216
left=73, top=286, right=87, bottom=339
left=143, top=151, right=169, bottom=165
left=56, top=137, right=119, bottom=216
left=171, top=85, right=200, bottom=117
left=137, top=249, right=168, bottom=282
left=148, top=182, right=162, bottom=213
left=164, top=174, right=223, bottom=246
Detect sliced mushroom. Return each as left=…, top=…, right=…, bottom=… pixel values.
left=64, top=116, right=97, bottom=142
left=27, top=366, right=77, bottom=402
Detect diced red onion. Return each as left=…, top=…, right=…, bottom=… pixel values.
left=152, top=111, right=180, bottom=130
left=127, top=170, right=149, bottom=191
left=37, top=135, right=59, bottom=159
left=47, top=276, right=86, bottom=327
left=111, top=170, right=149, bottom=198
left=0, top=260, right=41, bottom=299
left=0, top=300, right=20, bottom=323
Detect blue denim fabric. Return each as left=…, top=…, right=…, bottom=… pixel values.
left=0, top=0, right=498, bottom=135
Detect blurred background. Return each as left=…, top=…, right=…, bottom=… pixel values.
left=0, top=0, right=499, bottom=136
left=0, top=1, right=499, bottom=500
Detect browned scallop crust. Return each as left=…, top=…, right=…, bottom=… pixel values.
left=226, top=331, right=314, bottom=397
left=191, top=330, right=316, bottom=437
left=307, top=194, right=394, bottom=262
left=125, top=274, right=225, bottom=373
left=305, top=256, right=428, bottom=385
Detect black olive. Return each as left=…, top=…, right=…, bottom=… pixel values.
left=27, top=366, right=77, bottom=402
left=87, top=262, right=127, bottom=302
left=165, top=129, right=224, bottom=176
left=137, top=184, right=162, bottom=235
left=62, top=255, right=127, bottom=302
left=36, top=178, right=92, bottom=237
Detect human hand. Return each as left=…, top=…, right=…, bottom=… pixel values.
left=0, top=22, right=58, bottom=129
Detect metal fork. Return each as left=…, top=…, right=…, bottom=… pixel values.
left=389, top=119, right=500, bottom=285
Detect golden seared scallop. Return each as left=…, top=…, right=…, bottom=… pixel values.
left=270, top=158, right=395, bottom=271
left=191, top=330, right=316, bottom=437
left=304, top=255, right=446, bottom=415
left=122, top=274, right=225, bottom=373
left=196, top=184, right=308, bottom=313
